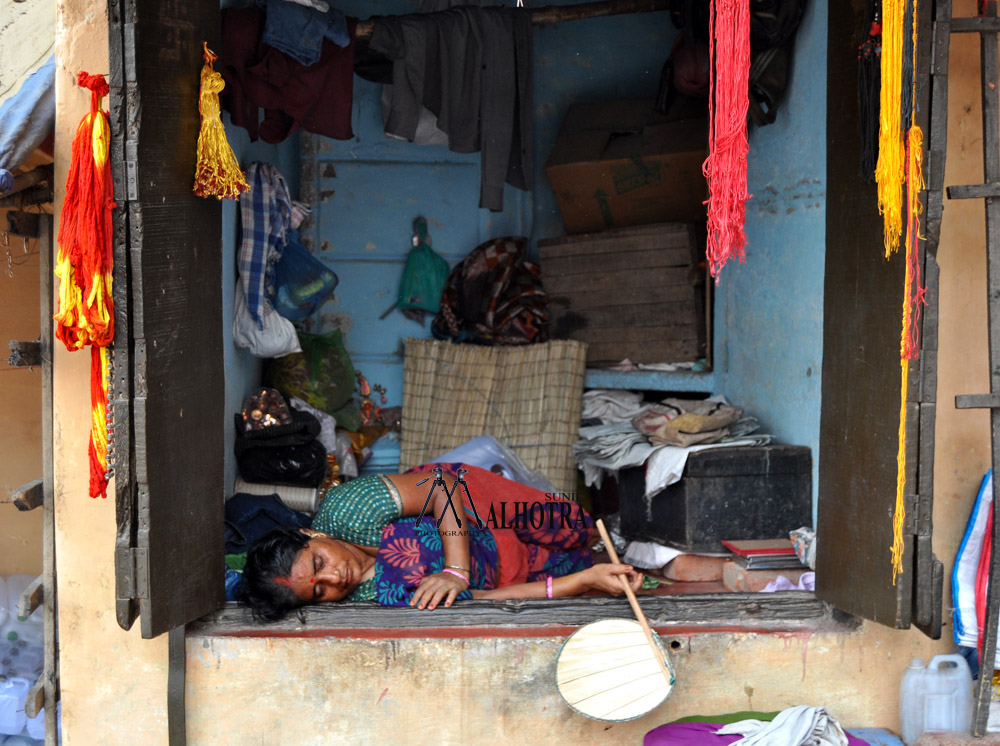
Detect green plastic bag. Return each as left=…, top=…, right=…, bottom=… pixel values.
left=397, top=216, right=449, bottom=314
left=264, top=329, right=362, bottom=431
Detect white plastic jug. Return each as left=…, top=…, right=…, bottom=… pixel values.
left=899, top=654, right=974, bottom=745
left=0, top=677, right=29, bottom=736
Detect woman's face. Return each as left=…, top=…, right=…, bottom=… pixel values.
left=278, top=532, right=365, bottom=603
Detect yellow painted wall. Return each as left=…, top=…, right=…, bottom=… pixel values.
left=50, top=0, right=993, bottom=744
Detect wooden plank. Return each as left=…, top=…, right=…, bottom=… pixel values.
left=542, top=247, right=692, bottom=275
left=975, top=1, right=1000, bottom=734
left=7, top=339, right=41, bottom=367
left=168, top=626, right=187, bottom=746
left=586, top=338, right=701, bottom=366
left=550, top=300, right=697, bottom=332
left=543, top=265, right=691, bottom=295
left=108, top=0, right=139, bottom=634
left=947, top=183, right=1000, bottom=199
left=36, top=214, right=58, bottom=737
left=950, top=15, right=1000, bottom=32
left=815, top=0, right=913, bottom=629
left=956, top=393, right=1000, bottom=408
left=190, top=594, right=855, bottom=635
left=122, top=0, right=225, bottom=640
left=548, top=283, right=693, bottom=309
left=355, top=0, right=672, bottom=38
left=9, top=478, right=42, bottom=511
left=6, top=210, right=40, bottom=238
left=18, top=575, right=43, bottom=619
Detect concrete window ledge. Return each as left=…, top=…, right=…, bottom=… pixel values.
left=189, top=592, right=860, bottom=638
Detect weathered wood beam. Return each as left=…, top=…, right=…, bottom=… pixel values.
left=8, top=339, right=42, bottom=368
left=9, top=479, right=43, bottom=511
left=355, top=0, right=670, bottom=38
left=6, top=210, right=41, bottom=238
left=0, top=165, right=53, bottom=198
left=0, top=184, right=53, bottom=208
left=19, top=575, right=43, bottom=619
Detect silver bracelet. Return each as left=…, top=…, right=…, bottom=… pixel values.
left=445, top=564, right=470, bottom=572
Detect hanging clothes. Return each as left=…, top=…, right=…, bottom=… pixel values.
left=369, top=7, right=533, bottom=211
left=259, top=0, right=350, bottom=66
left=219, top=7, right=355, bottom=144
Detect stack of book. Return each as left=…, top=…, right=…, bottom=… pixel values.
left=721, top=539, right=807, bottom=570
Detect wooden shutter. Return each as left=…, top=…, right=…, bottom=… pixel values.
left=815, top=0, right=942, bottom=636
left=108, top=0, right=225, bottom=639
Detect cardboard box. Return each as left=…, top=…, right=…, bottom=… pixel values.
left=538, top=223, right=708, bottom=365
left=545, top=100, right=709, bottom=235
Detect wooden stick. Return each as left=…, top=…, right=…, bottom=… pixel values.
left=595, top=518, right=672, bottom=687
left=354, top=0, right=670, bottom=39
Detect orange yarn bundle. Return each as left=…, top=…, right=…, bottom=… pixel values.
left=703, top=0, right=752, bottom=280
left=193, top=42, right=249, bottom=200
left=53, top=72, right=116, bottom=498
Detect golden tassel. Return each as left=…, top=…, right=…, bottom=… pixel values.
left=193, top=42, right=249, bottom=200
left=876, top=0, right=906, bottom=257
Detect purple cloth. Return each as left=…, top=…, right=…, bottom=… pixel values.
left=643, top=721, right=871, bottom=746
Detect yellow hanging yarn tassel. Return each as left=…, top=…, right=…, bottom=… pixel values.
left=193, top=42, right=249, bottom=200
left=889, top=0, right=925, bottom=580
left=876, top=0, right=906, bottom=257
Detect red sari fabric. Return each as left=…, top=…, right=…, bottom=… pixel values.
left=406, top=463, right=593, bottom=588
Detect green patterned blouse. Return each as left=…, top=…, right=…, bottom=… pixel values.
left=311, top=475, right=404, bottom=602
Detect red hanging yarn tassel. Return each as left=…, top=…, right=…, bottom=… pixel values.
left=53, top=72, right=116, bottom=498
left=703, top=0, right=752, bottom=280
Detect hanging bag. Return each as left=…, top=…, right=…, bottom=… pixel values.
left=383, top=216, right=450, bottom=323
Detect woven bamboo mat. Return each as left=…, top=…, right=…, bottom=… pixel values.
left=400, top=338, right=587, bottom=494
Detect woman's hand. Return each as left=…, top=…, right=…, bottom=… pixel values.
left=582, top=563, right=644, bottom=596
left=410, top=571, right=469, bottom=610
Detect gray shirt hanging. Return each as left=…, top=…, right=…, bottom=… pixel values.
left=369, top=7, right=534, bottom=212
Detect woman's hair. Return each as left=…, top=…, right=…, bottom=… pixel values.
left=239, top=526, right=310, bottom=622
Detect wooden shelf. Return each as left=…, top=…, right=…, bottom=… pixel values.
left=584, top=368, right=715, bottom=393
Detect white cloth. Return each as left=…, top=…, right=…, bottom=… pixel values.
left=581, top=389, right=649, bottom=424
left=623, top=541, right=686, bottom=570
left=232, top=283, right=301, bottom=358
left=761, top=572, right=816, bottom=593
left=644, top=437, right=773, bottom=497
left=715, top=705, right=848, bottom=746
left=572, top=422, right=655, bottom=488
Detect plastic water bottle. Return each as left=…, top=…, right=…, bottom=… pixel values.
left=899, top=654, right=974, bottom=745
left=0, top=677, right=29, bottom=736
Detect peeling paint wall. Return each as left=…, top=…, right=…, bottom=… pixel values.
left=182, top=624, right=950, bottom=746
left=50, top=0, right=997, bottom=745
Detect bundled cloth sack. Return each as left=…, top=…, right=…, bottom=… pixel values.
left=632, top=396, right=743, bottom=447
left=432, top=236, right=548, bottom=345
left=234, top=387, right=328, bottom=487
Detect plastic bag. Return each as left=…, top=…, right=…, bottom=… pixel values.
left=265, top=329, right=361, bottom=431
left=397, top=217, right=449, bottom=314
left=233, top=283, right=301, bottom=358
left=273, top=230, right=339, bottom=322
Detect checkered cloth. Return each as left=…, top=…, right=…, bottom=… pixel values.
left=238, top=162, right=292, bottom=328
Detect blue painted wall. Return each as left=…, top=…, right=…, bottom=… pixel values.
left=713, top=0, right=828, bottom=511
left=226, top=0, right=829, bottom=513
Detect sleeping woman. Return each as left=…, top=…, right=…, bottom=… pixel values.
left=240, top=463, right=642, bottom=621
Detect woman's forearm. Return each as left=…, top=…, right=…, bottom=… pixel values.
left=470, top=571, right=591, bottom=600
left=432, top=489, right=471, bottom=575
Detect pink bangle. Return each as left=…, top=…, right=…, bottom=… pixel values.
left=441, top=567, right=469, bottom=585
left=546, top=576, right=553, bottom=599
